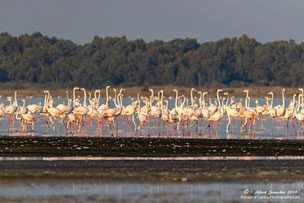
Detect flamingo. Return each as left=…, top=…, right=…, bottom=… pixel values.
left=208, top=95, right=225, bottom=137
left=295, top=94, right=304, bottom=134
left=224, top=92, right=239, bottom=133
left=43, top=90, right=64, bottom=132
left=267, top=92, right=277, bottom=126
left=18, top=99, right=37, bottom=134
left=208, top=89, right=223, bottom=115
left=238, top=101, right=258, bottom=135
left=5, top=96, right=18, bottom=132
left=137, top=96, right=148, bottom=136
left=98, top=86, right=111, bottom=111
left=57, top=90, right=73, bottom=115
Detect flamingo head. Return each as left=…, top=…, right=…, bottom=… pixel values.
left=298, top=88, right=303, bottom=92
left=217, top=89, right=223, bottom=93
left=242, top=89, right=249, bottom=93
left=236, top=102, right=243, bottom=109
left=106, top=85, right=111, bottom=89
left=191, top=88, right=198, bottom=92
left=282, top=88, right=287, bottom=92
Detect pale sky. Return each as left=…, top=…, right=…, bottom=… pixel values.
left=0, top=0, right=303, bottom=44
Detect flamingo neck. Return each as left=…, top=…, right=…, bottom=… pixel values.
left=97, top=90, right=100, bottom=107
left=73, top=88, right=76, bottom=106
left=191, top=89, right=194, bottom=107
left=282, top=91, right=285, bottom=109
left=14, top=91, right=18, bottom=106
left=161, top=92, right=164, bottom=111
left=94, top=90, right=97, bottom=105
left=106, top=87, right=109, bottom=106
left=66, top=91, right=69, bottom=104
left=239, top=105, right=244, bottom=116
left=113, top=89, right=117, bottom=107
left=46, top=92, right=50, bottom=110
left=298, top=95, right=301, bottom=111
left=22, top=100, right=25, bottom=110
left=199, top=93, right=202, bottom=109
left=150, top=90, right=154, bottom=105
left=83, top=89, right=87, bottom=106
left=120, top=95, right=123, bottom=109
left=221, top=99, right=225, bottom=115
left=157, top=91, right=160, bottom=109
left=88, top=93, right=92, bottom=105
left=217, top=91, right=220, bottom=108
left=175, top=91, right=178, bottom=109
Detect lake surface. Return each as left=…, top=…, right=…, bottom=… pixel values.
left=0, top=96, right=299, bottom=139
left=1, top=96, right=303, bottom=202
left=0, top=182, right=302, bottom=202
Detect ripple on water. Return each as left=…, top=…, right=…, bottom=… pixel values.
left=2, top=156, right=304, bottom=161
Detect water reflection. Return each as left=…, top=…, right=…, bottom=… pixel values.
left=0, top=182, right=303, bottom=202
left=2, top=156, right=304, bottom=161
left=0, top=97, right=302, bottom=139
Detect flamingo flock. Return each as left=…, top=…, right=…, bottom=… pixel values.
left=0, top=87, right=303, bottom=138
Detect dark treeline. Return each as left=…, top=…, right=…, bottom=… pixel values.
left=1, top=32, right=304, bottom=89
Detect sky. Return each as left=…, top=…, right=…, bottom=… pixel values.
left=0, top=0, right=303, bottom=44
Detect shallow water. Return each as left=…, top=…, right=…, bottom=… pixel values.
left=3, top=155, right=304, bottom=161
left=0, top=181, right=302, bottom=202
left=1, top=97, right=303, bottom=202
left=0, top=97, right=300, bottom=139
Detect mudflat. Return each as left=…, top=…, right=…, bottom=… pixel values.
left=0, top=136, right=304, bottom=156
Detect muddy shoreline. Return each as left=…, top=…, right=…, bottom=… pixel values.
left=1, top=159, right=304, bottom=184
left=1, top=136, right=304, bottom=157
